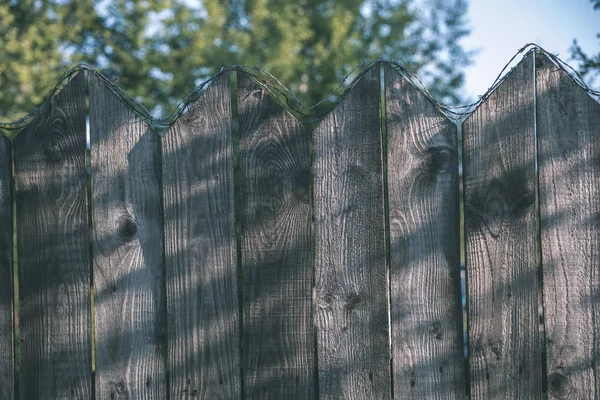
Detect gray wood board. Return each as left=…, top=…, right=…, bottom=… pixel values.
left=89, top=75, right=166, bottom=399
left=313, top=66, right=391, bottom=400
left=161, top=73, right=241, bottom=399
left=13, top=73, right=92, bottom=399
left=237, top=72, right=315, bottom=399
left=463, top=54, right=542, bottom=398
left=536, top=53, right=600, bottom=399
left=0, top=132, right=13, bottom=399
left=384, top=65, right=465, bottom=398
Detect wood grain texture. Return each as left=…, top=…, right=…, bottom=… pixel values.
left=13, top=73, right=92, bottom=399
left=463, top=54, right=542, bottom=398
left=237, top=72, right=314, bottom=399
left=384, top=65, right=464, bottom=398
left=536, top=53, right=600, bottom=399
left=0, top=132, right=13, bottom=399
left=162, top=73, right=240, bottom=399
left=313, top=66, right=391, bottom=400
left=89, top=75, right=166, bottom=399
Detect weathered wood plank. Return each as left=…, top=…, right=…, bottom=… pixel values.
left=313, top=66, right=391, bottom=400
left=463, top=54, right=542, bottom=398
left=13, top=73, right=92, bottom=399
left=0, top=132, right=13, bottom=399
left=89, top=74, right=166, bottom=399
left=384, top=65, right=464, bottom=398
left=237, top=73, right=314, bottom=399
left=162, top=73, right=240, bottom=399
left=536, top=53, right=600, bottom=399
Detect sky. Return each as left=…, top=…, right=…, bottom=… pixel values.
left=173, top=0, right=600, bottom=105
left=462, top=0, right=600, bottom=101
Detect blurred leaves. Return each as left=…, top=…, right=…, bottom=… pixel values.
left=0, top=0, right=474, bottom=122
left=570, top=0, right=600, bottom=88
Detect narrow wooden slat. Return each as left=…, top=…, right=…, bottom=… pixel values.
left=89, top=75, right=166, bottom=398
left=313, top=66, right=391, bottom=400
left=384, top=65, right=464, bottom=398
left=463, top=54, right=542, bottom=398
left=0, top=132, right=13, bottom=399
left=237, top=73, right=314, bottom=399
left=13, top=73, right=91, bottom=399
left=162, top=73, right=240, bottom=399
left=536, top=53, right=600, bottom=399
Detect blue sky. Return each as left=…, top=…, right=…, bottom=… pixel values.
left=177, top=0, right=600, bottom=103
left=89, top=0, right=600, bottom=107
left=463, top=0, right=600, bottom=100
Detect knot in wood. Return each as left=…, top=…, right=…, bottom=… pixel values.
left=318, top=292, right=334, bottom=310
left=483, top=180, right=510, bottom=222
left=115, top=381, right=127, bottom=395
left=116, top=214, right=138, bottom=242
left=471, top=337, right=484, bottom=355
left=43, top=136, right=63, bottom=162
left=547, top=372, right=569, bottom=398
left=466, top=176, right=534, bottom=238
left=430, top=321, right=443, bottom=340
left=344, top=292, right=361, bottom=312
left=418, top=146, right=451, bottom=181
left=489, top=341, right=502, bottom=360
left=291, top=169, right=311, bottom=205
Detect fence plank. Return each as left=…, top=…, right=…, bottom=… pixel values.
left=162, top=73, right=240, bottom=399
left=13, top=73, right=91, bottom=399
left=463, top=54, right=542, bottom=398
left=0, top=133, right=13, bottom=399
left=313, top=66, right=391, bottom=400
left=237, top=73, right=315, bottom=399
left=536, top=53, right=600, bottom=399
left=384, top=65, right=464, bottom=398
left=89, top=75, right=166, bottom=398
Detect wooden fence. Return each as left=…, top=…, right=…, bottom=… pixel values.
left=0, top=50, right=599, bottom=399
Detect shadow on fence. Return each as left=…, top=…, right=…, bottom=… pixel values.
left=0, top=45, right=599, bottom=399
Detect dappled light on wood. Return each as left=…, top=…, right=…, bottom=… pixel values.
left=0, top=48, right=599, bottom=399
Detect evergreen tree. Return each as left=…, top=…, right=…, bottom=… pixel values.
left=0, top=0, right=474, bottom=122
left=0, top=1, right=89, bottom=123
left=570, top=0, right=600, bottom=88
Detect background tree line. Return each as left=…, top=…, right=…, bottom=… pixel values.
left=1, top=0, right=598, bottom=124
left=0, top=0, right=473, bottom=122
left=570, top=0, right=600, bottom=87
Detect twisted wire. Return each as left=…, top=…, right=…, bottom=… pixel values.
left=0, top=43, right=598, bottom=132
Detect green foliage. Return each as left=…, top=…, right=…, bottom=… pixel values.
left=0, top=0, right=474, bottom=122
left=0, top=1, right=85, bottom=122
left=570, top=0, right=600, bottom=87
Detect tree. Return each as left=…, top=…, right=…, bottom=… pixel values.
left=0, top=0, right=474, bottom=123
left=570, top=0, right=600, bottom=87
left=0, top=1, right=86, bottom=123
